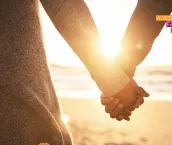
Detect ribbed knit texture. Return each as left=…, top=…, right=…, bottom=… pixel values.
left=0, top=1, right=72, bottom=144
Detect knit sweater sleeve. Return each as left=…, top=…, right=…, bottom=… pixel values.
left=114, top=0, right=172, bottom=77
left=40, top=0, right=129, bottom=97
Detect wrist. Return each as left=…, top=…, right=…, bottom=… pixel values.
left=114, top=53, right=136, bottom=78
left=90, top=62, right=130, bottom=98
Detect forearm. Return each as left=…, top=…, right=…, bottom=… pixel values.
left=40, top=0, right=129, bottom=96
left=115, top=0, right=172, bottom=76
left=40, top=0, right=102, bottom=71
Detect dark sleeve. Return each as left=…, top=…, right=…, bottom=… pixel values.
left=114, top=0, right=172, bottom=77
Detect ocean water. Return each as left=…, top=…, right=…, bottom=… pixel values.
left=49, top=65, right=172, bottom=100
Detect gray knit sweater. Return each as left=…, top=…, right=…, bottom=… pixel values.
left=0, top=0, right=129, bottom=145
left=0, top=1, right=71, bottom=144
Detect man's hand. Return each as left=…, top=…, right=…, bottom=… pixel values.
left=101, top=81, right=136, bottom=120
left=101, top=79, right=149, bottom=121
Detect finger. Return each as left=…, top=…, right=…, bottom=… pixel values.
left=116, top=115, right=123, bottom=121
left=127, top=105, right=136, bottom=111
left=134, top=97, right=144, bottom=108
left=123, top=116, right=130, bottom=121
left=131, top=105, right=136, bottom=111
left=138, top=97, right=144, bottom=105
left=117, top=113, right=130, bottom=121
left=117, top=112, right=130, bottom=121
left=101, top=96, right=114, bottom=105
left=105, top=99, right=120, bottom=113
left=130, top=105, right=135, bottom=111
left=140, top=87, right=149, bottom=97
left=135, top=87, right=145, bottom=96
left=131, top=79, right=150, bottom=97
left=135, top=87, right=149, bottom=97
left=140, top=87, right=150, bottom=97
left=110, top=103, right=123, bottom=118
left=123, top=109, right=132, bottom=116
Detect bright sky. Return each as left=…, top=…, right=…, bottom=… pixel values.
left=40, top=0, right=172, bottom=67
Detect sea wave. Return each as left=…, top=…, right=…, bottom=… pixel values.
left=49, top=65, right=172, bottom=98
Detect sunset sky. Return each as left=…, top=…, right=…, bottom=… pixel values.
left=40, top=0, right=172, bottom=67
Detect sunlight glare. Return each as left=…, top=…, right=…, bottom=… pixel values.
left=100, top=38, right=120, bottom=61
left=61, top=114, right=69, bottom=123
left=39, top=0, right=172, bottom=67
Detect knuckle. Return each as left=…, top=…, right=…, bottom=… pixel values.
left=118, top=103, right=123, bottom=109
left=101, top=100, right=106, bottom=106
left=112, top=99, right=119, bottom=105
left=110, top=113, right=116, bottom=118
left=116, top=118, right=122, bottom=121
left=105, top=107, right=111, bottom=113
left=130, top=107, right=135, bottom=111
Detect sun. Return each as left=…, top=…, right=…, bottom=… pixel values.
left=100, top=35, right=121, bottom=61
left=97, top=18, right=125, bottom=61
left=89, top=1, right=133, bottom=62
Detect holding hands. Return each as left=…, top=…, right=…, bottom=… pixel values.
left=101, top=79, right=149, bottom=121
left=91, top=61, right=149, bottom=121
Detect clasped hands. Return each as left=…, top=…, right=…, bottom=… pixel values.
left=92, top=62, right=149, bottom=121
left=101, top=79, right=149, bottom=121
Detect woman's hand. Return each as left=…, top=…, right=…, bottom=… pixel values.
left=101, top=79, right=149, bottom=121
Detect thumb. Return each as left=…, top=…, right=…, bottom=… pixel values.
left=100, top=95, right=114, bottom=105
left=135, top=86, right=149, bottom=97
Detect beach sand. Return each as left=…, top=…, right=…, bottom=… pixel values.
left=59, top=97, right=172, bottom=145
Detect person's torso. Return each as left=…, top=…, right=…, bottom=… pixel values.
left=0, top=1, right=72, bottom=144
